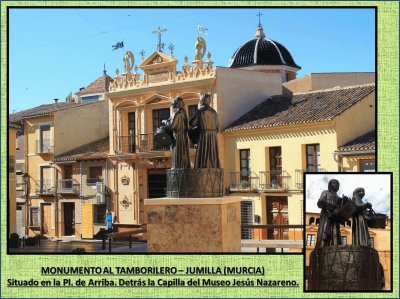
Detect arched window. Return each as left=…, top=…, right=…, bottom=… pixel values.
left=309, top=217, right=315, bottom=225
left=315, top=218, right=320, bottom=225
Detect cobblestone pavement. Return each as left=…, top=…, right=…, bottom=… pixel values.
left=8, top=238, right=147, bottom=253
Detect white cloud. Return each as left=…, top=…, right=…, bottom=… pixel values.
left=305, top=173, right=391, bottom=217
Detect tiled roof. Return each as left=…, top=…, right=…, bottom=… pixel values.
left=76, top=73, right=113, bottom=95
left=53, top=137, right=109, bottom=162
left=9, top=102, right=90, bottom=123
left=224, top=84, right=375, bottom=132
left=336, top=131, right=375, bottom=152
left=9, top=122, right=22, bottom=131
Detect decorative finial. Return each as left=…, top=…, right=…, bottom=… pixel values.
left=255, top=12, right=265, bottom=39
left=257, top=11, right=263, bottom=28
left=103, top=63, right=107, bottom=75
left=139, top=50, right=145, bottom=61
left=197, top=24, right=208, bottom=38
left=153, top=25, right=167, bottom=52
left=116, top=68, right=120, bottom=76
left=134, top=65, right=138, bottom=74
left=207, top=52, right=211, bottom=61
left=184, top=56, right=189, bottom=65
left=168, top=44, right=175, bottom=57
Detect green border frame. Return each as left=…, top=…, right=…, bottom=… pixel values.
left=1, top=2, right=398, bottom=298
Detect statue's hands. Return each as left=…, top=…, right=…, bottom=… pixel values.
left=342, top=195, right=350, bottom=204
left=161, top=120, right=167, bottom=126
left=366, top=202, right=372, bottom=209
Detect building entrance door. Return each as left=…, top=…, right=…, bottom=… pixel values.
left=266, top=196, right=288, bottom=240
left=41, top=203, right=52, bottom=236
left=148, top=169, right=167, bottom=198
left=63, top=203, right=75, bottom=236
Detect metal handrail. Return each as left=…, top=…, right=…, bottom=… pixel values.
left=230, top=171, right=259, bottom=191
left=56, top=179, right=80, bottom=194
left=259, top=170, right=291, bottom=190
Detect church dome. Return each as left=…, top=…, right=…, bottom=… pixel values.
left=229, top=26, right=301, bottom=69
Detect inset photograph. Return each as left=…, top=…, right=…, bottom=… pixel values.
left=304, top=173, right=392, bottom=291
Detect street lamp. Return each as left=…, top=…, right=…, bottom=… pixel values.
left=22, top=173, right=30, bottom=236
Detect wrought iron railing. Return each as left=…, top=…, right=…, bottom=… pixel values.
left=295, top=168, right=327, bottom=189
left=259, top=170, right=291, bottom=190
left=117, top=133, right=170, bottom=153
left=35, top=180, right=55, bottom=195
left=117, top=135, right=136, bottom=153
left=56, top=179, right=80, bottom=194
left=35, top=139, right=54, bottom=154
left=137, top=133, right=170, bottom=152
left=230, top=172, right=259, bottom=191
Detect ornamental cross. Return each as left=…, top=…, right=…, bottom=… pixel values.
left=153, top=25, right=167, bottom=52
left=139, top=50, right=145, bottom=60
left=257, top=11, right=263, bottom=27
left=168, top=44, right=175, bottom=56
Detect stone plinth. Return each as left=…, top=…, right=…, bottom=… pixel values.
left=144, top=197, right=241, bottom=252
left=308, top=245, right=384, bottom=291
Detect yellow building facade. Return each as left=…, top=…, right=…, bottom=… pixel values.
left=223, top=85, right=375, bottom=242
left=8, top=124, right=20, bottom=235
left=10, top=99, right=109, bottom=239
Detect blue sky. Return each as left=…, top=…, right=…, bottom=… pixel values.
left=8, top=8, right=375, bottom=113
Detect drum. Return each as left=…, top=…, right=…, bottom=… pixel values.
left=188, top=126, right=200, bottom=144
left=332, top=201, right=357, bottom=222
left=154, top=126, right=173, bottom=146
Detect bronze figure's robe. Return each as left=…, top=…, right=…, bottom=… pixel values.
left=166, top=109, right=190, bottom=169
left=189, top=106, right=221, bottom=169
left=352, top=188, right=371, bottom=246
left=315, top=190, right=342, bottom=248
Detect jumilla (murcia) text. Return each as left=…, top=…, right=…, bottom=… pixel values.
left=41, top=266, right=265, bottom=275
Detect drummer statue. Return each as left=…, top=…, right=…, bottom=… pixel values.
left=162, top=97, right=190, bottom=169
left=315, top=179, right=345, bottom=248
left=309, top=179, right=385, bottom=291
left=189, top=93, right=221, bottom=169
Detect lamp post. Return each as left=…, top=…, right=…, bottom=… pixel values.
left=22, top=173, right=30, bottom=237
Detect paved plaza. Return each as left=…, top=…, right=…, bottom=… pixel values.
left=8, top=238, right=147, bottom=253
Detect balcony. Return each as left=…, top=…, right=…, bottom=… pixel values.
left=82, top=178, right=104, bottom=198
left=230, top=172, right=259, bottom=192
left=57, top=179, right=80, bottom=195
left=35, top=180, right=55, bottom=195
left=118, top=135, right=136, bottom=153
left=117, top=133, right=170, bottom=153
left=35, top=139, right=54, bottom=154
left=259, top=170, right=291, bottom=190
left=295, top=168, right=327, bottom=189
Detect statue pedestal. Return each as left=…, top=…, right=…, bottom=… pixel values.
left=166, top=168, right=224, bottom=198
left=308, top=245, right=383, bottom=290
left=144, top=197, right=242, bottom=252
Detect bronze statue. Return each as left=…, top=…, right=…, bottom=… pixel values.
left=189, top=93, right=221, bottom=169
left=351, top=187, right=372, bottom=246
left=315, top=179, right=343, bottom=248
left=163, top=97, right=190, bottom=169
left=309, top=179, right=385, bottom=291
